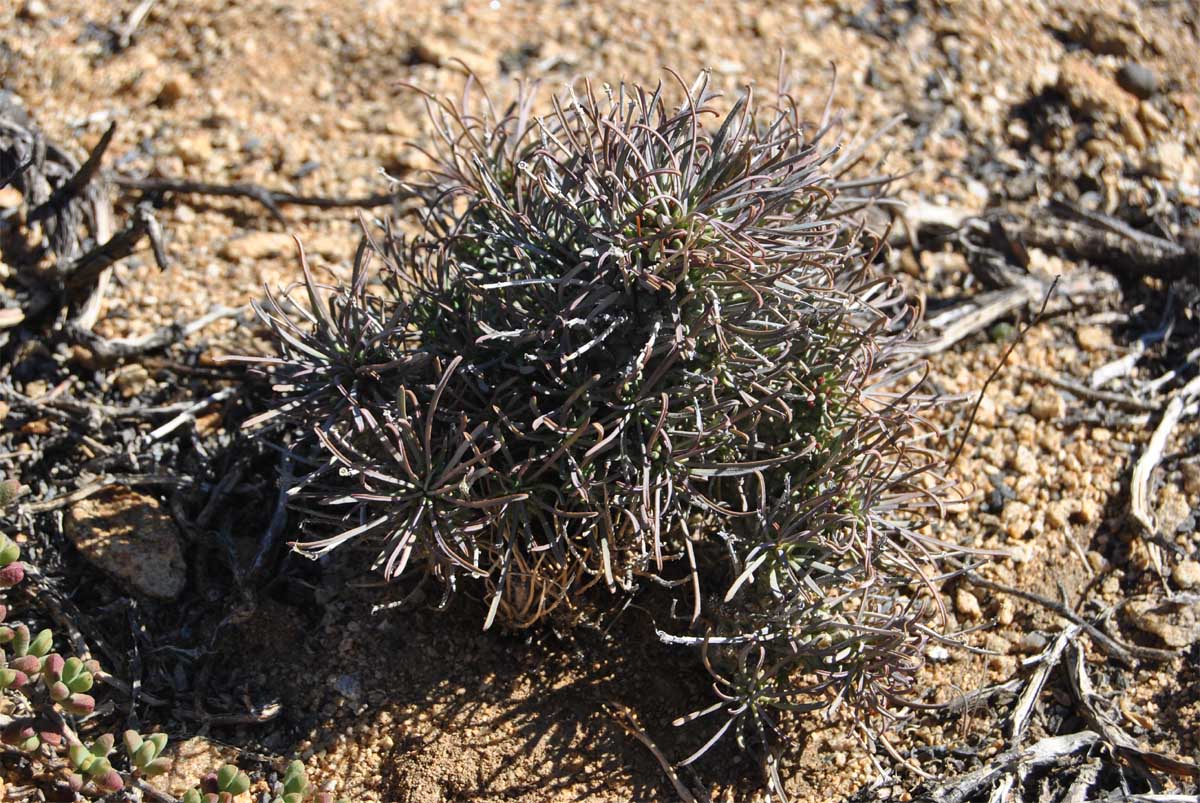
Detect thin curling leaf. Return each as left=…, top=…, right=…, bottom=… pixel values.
left=251, top=69, right=969, bottom=765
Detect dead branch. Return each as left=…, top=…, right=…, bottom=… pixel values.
left=58, top=202, right=167, bottom=295
left=111, top=0, right=157, bottom=51
left=64, top=303, right=242, bottom=361
left=1007, top=212, right=1198, bottom=283
left=1065, top=643, right=1199, bottom=780
left=112, top=174, right=407, bottom=223
left=918, top=731, right=1100, bottom=803
left=1021, top=367, right=1162, bottom=412
left=1128, top=374, right=1200, bottom=539
left=27, top=122, right=115, bottom=225
left=608, top=702, right=704, bottom=803
left=900, top=270, right=1116, bottom=367
left=961, top=571, right=1178, bottom=666
left=1008, top=624, right=1082, bottom=746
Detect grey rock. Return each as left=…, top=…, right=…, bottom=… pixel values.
left=1116, top=62, right=1159, bottom=99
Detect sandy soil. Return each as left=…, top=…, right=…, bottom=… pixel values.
left=2, top=1, right=1198, bottom=801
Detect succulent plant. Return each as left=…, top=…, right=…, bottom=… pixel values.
left=68, top=734, right=124, bottom=793
left=186, top=763, right=252, bottom=803
left=124, top=728, right=172, bottom=777
left=249, top=70, right=963, bottom=764
left=0, top=533, right=26, bottom=590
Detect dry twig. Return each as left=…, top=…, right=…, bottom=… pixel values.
left=1128, top=374, right=1200, bottom=540
left=113, top=174, right=406, bottom=223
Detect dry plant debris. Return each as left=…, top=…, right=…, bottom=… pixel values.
left=0, top=1, right=1198, bottom=802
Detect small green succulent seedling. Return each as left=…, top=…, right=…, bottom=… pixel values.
left=41, top=652, right=97, bottom=716
left=68, top=734, right=124, bottom=793
left=185, top=763, right=252, bottom=803
left=270, top=761, right=346, bottom=803
left=275, top=760, right=309, bottom=803
left=124, top=729, right=171, bottom=777
left=0, top=532, right=24, bottom=589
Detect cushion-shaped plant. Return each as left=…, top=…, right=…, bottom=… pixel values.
left=248, top=70, right=962, bottom=763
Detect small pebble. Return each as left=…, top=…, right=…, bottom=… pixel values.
left=1017, top=632, right=1048, bottom=654
left=1172, top=560, right=1200, bottom=590
left=18, top=0, right=48, bottom=20
left=1029, top=389, right=1065, bottom=422
left=997, top=597, right=1015, bottom=627
left=955, top=587, right=983, bottom=620
left=926, top=645, right=950, bottom=662
left=1116, top=62, right=1159, bottom=99
left=1182, top=463, right=1200, bottom=495
left=156, top=74, right=193, bottom=107
left=1076, top=325, right=1111, bottom=352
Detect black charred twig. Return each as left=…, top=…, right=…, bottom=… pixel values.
left=112, top=175, right=406, bottom=223
left=58, top=203, right=168, bottom=294
left=64, top=304, right=242, bottom=361
left=918, top=731, right=1100, bottom=803
left=27, top=122, right=116, bottom=225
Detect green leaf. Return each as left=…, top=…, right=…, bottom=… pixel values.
left=61, top=656, right=83, bottom=684
left=142, top=757, right=171, bottom=777
left=0, top=537, right=19, bottom=567
left=68, top=671, right=94, bottom=694
left=135, top=741, right=158, bottom=768
left=147, top=732, right=168, bottom=757
left=183, top=789, right=203, bottom=803
left=69, top=743, right=92, bottom=770
left=86, top=757, right=111, bottom=777
left=123, top=729, right=143, bottom=756
left=218, top=764, right=250, bottom=795
left=28, top=628, right=53, bottom=658
left=282, top=760, right=307, bottom=794
left=91, top=733, right=115, bottom=756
